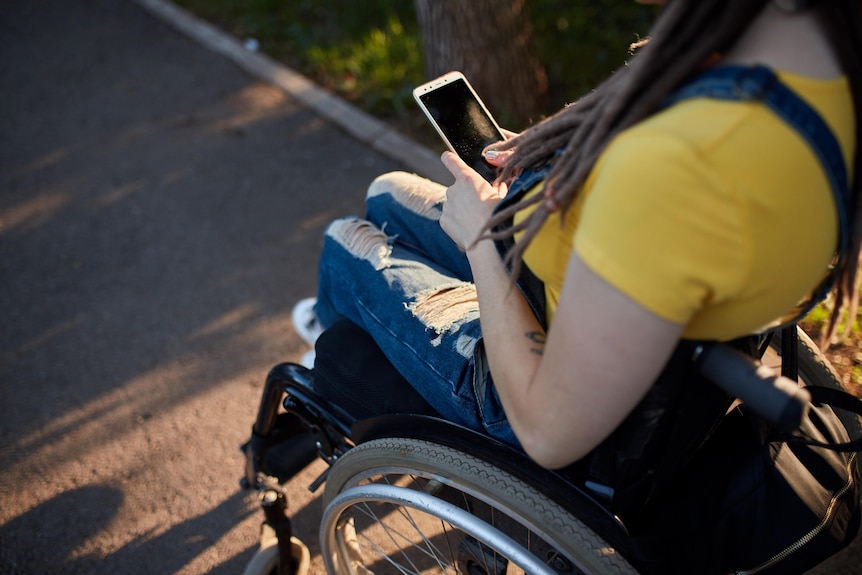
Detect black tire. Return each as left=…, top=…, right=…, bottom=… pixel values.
left=320, top=437, right=638, bottom=575
left=768, top=325, right=862, bottom=473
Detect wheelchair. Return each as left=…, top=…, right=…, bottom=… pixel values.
left=239, top=320, right=861, bottom=575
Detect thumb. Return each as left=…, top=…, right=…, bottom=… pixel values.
left=441, top=150, right=469, bottom=175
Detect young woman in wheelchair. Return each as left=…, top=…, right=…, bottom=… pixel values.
left=262, top=1, right=862, bottom=573
left=295, top=0, right=861, bottom=468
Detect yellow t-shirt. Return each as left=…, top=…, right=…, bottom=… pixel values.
left=516, top=71, right=855, bottom=341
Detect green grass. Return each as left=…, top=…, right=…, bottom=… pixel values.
left=532, top=3, right=656, bottom=103
left=171, top=1, right=421, bottom=113
left=304, top=14, right=421, bottom=117
left=802, top=299, right=862, bottom=343
left=171, top=0, right=657, bottom=135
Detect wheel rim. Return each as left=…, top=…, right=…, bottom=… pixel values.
left=321, top=439, right=634, bottom=575
left=321, top=483, right=559, bottom=575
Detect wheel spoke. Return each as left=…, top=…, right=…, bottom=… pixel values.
left=350, top=500, right=457, bottom=573
left=320, top=438, right=639, bottom=575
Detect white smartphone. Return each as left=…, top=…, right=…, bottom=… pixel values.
left=413, top=71, right=505, bottom=182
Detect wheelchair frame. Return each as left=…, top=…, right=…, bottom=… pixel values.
left=240, top=324, right=858, bottom=575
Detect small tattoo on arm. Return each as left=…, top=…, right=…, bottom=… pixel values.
left=525, top=331, right=546, bottom=356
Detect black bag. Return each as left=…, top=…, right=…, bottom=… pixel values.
left=627, top=380, right=861, bottom=574
left=556, top=331, right=857, bottom=574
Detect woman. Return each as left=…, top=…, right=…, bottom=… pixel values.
left=293, top=0, right=861, bottom=470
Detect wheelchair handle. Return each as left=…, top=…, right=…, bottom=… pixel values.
left=696, top=343, right=811, bottom=434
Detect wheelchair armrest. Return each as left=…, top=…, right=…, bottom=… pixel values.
left=282, top=378, right=357, bottom=440
left=695, top=342, right=811, bottom=434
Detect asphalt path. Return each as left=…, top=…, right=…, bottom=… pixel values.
left=0, top=1, right=859, bottom=574
left=0, top=1, right=417, bottom=573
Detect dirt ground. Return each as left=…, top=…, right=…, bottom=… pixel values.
left=0, top=1, right=860, bottom=574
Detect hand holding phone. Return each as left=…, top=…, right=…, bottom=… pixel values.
left=413, top=71, right=505, bottom=182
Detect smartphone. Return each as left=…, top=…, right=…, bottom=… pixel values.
left=413, top=71, right=505, bottom=182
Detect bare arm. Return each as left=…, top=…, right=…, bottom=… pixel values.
left=440, top=152, right=684, bottom=469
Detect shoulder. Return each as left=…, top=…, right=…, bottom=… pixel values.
left=572, top=73, right=849, bottom=334
left=591, top=69, right=853, bottom=211
left=618, top=70, right=854, bottom=173
left=574, top=121, right=752, bottom=326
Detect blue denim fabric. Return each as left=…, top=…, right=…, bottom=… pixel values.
left=314, top=172, right=519, bottom=446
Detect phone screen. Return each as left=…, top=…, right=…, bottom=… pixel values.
left=417, top=78, right=503, bottom=182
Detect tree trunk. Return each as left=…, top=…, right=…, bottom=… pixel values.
left=414, top=0, right=548, bottom=128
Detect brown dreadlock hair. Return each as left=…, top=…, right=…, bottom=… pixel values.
left=486, top=0, right=862, bottom=345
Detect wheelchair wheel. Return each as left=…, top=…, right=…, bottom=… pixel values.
left=768, top=326, right=862, bottom=469
left=320, top=438, right=638, bottom=575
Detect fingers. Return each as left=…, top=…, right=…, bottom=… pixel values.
left=482, top=148, right=513, bottom=166
left=483, top=128, right=518, bottom=166
left=441, top=151, right=506, bottom=198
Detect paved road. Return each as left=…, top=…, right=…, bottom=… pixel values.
left=0, top=1, right=859, bottom=574
left=0, top=1, right=420, bottom=573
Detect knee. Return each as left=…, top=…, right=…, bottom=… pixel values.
left=366, top=171, right=446, bottom=220
left=407, top=284, right=479, bottom=345
left=324, top=217, right=393, bottom=271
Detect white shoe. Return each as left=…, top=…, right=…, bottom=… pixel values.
left=300, top=349, right=316, bottom=369
left=291, top=297, right=324, bottom=347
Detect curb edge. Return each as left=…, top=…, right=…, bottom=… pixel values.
left=134, top=0, right=451, bottom=183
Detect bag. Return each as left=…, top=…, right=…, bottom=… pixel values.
left=559, top=332, right=859, bottom=574
left=628, top=381, right=861, bottom=574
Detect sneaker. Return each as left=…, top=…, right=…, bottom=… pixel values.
left=299, top=349, right=315, bottom=369
left=290, top=536, right=311, bottom=575
left=291, top=297, right=324, bottom=347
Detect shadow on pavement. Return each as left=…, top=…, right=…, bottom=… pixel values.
left=0, top=1, right=398, bottom=573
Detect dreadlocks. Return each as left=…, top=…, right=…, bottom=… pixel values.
left=486, top=0, right=862, bottom=345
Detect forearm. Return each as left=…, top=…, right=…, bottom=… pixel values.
left=438, top=151, right=683, bottom=469
left=467, top=239, right=685, bottom=468
left=465, top=238, right=546, bottom=439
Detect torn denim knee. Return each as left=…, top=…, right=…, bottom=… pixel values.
left=407, top=284, right=480, bottom=357
left=366, top=171, right=446, bottom=221
left=325, top=217, right=393, bottom=271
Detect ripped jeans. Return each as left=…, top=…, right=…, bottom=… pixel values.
left=314, top=171, right=519, bottom=446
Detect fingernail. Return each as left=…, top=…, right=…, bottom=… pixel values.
left=484, top=149, right=499, bottom=159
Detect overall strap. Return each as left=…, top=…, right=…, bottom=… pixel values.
left=665, top=65, right=850, bottom=320
left=491, top=158, right=556, bottom=329
left=495, top=65, right=851, bottom=329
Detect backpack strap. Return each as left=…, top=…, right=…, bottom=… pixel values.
left=490, top=157, right=556, bottom=329
left=664, top=65, right=850, bottom=322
